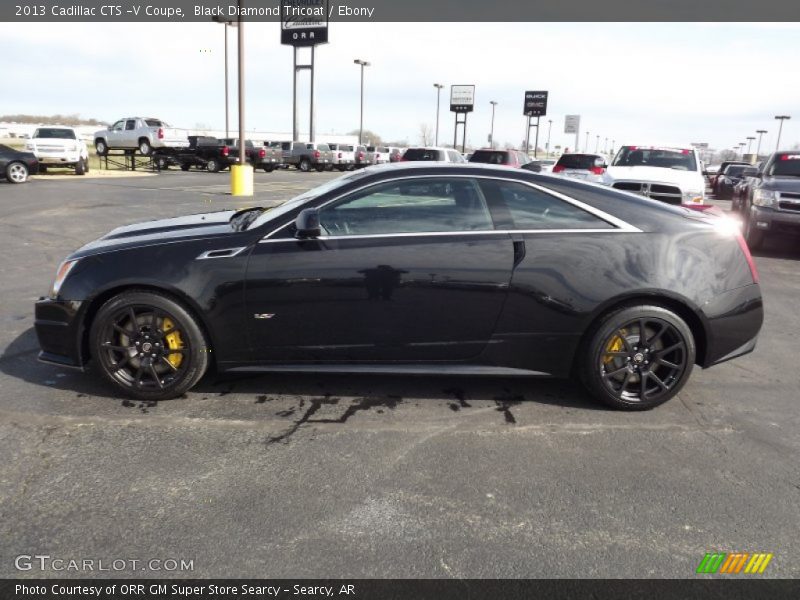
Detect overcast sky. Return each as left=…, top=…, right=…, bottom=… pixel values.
left=1, top=21, right=798, bottom=151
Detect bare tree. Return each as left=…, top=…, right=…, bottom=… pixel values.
left=418, top=123, right=433, bottom=146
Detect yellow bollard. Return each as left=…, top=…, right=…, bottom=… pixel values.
left=230, top=163, right=254, bottom=197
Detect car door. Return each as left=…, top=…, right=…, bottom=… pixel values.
left=245, top=176, right=515, bottom=362
left=119, top=119, right=137, bottom=148
left=106, top=120, right=125, bottom=147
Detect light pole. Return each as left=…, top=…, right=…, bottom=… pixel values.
left=546, top=119, right=552, bottom=157
left=738, top=142, right=746, bottom=159
left=433, top=83, right=444, bottom=146
left=604, top=137, right=608, bottom=153
left=585, top=131, right=590, bottom=153
left=775, top=115, right=791, bottom=151
left=212, top=16, right=237, bottom=138
left=228, top=0, right=250, bottom=196
left=354, top=59, right=370, bottom=145
left=595, top=135, right=599, bottom=153
left=489, top=101, right=498, bottom=149
left=745, top=136, right=756, bottom=155
left=755, top=129, right=767, bottom=157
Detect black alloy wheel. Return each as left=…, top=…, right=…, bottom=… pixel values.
left=90, top=291, right=209, bottom=400
left=581, top=305, right=695, bottom=410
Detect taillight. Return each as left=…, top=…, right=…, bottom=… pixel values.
left=358, top=151, right=364, bottom=160
left=553, top=165, right=565, bottom=173
left=735, top=230, right=760, bottom=283
left=221, top=146, right=229, bottom=157
left=259, top=148, right=266, bottom=158
left=314, top=150, right=320, bottom=159
left=590, top=166, right=605, bottom=175
left=376, top=154, right=381, bottom=161
left=338, top=152, right=342, bottom=159
left=157, top=127, right=164, bottom=139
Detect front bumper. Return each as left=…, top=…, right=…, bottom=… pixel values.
left=37, top=153, right=83, bottom=165
left=750, top=205, right=800, bottom=236
left=34, top=297, right=85, bottom=369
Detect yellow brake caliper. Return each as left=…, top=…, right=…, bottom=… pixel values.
left=162, top=318, right=184, bottom=368
left=603, top=329, right=626, bottom=364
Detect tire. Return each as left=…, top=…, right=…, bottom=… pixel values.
left=180, top=163, right=191, bottom=172
left=90, top=291, right=210, bottom=401
left=206, top=158, right=221, bottom=173
left=156, top=156, right=169, bottom=171
left=138, top=139, right=153, bottom=156
left=84, top=158, right=90, bottom=173
left=315, top=165, right=325, bottom=172
left=579, top=305, right=695, bottom=410
left=743, top=204, right=765, bottom=251
left=95, top=139, right=108, bottom=156
left=298, top=158, right=311, bottom=172
left=5, top=161, right=29, bottom=184
left=75, top=159, right=85, bottom=176
left=39, top=165, right=48, bottom=174
left=262, top=165, right=275, bottom=173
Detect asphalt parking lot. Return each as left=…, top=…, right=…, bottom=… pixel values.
left=1, top=169, right=799, bottom=578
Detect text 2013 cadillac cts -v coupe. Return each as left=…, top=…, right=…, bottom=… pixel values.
left=35, top=163, right=763, bottom=410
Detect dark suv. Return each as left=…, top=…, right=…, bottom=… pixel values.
left=468, top=149, right=529, bottom=167
left=740, top=151, right=800, bottom=250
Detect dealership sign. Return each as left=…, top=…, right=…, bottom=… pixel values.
left=523, top=91, right=548, bottom=117
left=281, top=0, right=329, bottom=46
left=564, top=115, right=581, bottom=134
left=450, top=85, right=475, bottom=113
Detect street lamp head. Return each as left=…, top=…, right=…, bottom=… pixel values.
left=354, top=59, right=370, bottom=67
left=756, top=129, right=768, bottom=134
left=490, top=100, right=498, bottom=106
left=775, top=115, right=791, bottom=120
left=434, top=83, right=444, bottom=89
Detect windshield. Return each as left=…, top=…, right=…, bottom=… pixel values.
left=724, top=165, right=747, bottom=176
left=469, top=151, right=510, bottom=165
left=403, top=148, right=444, bottom=161
left=33, top=128, right=76, bottom=140
left=246, top=169, right=372, bottom=230
left=556, top=154, right=603, bottom=169
left=613, top=146, right=697, bottom=171
left=768, top=154, right=800, bottom=177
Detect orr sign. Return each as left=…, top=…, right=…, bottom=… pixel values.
left=281, top=0, right=329, bottom=46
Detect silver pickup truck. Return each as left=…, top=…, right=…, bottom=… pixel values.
left=281, top=141, right=335, bottom=172
left=94, top=117, right=189, bottom=156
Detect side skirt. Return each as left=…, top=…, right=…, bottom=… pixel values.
left=222, top=364, right=552, bottom=377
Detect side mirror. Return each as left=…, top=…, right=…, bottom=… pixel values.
left=295, top=208, right=321, bottom=239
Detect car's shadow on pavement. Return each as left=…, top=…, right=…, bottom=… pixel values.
left=0, top=328, right=605, bottom=420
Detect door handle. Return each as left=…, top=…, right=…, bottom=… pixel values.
left=513, top=240, right=526, bottom=268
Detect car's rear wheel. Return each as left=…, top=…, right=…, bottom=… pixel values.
left=138, top=139, right=152, bottom=156
left=298, top=158, right=311, bottom=172
left=579, top=305, right=695, bottom=410
left=90, top=291, right=210, bottom=401
left=95, top=139, right=108, bottom=156
left=262, top=165, right=275, bottom=173
left=6, top=162, right=29, bottom=183
left=206, top=158, right=221, bottom=173
left=180, top=163, right=191, bottom=171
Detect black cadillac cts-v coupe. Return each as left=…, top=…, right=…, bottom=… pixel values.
left=35, top=163, right=763, bottom=409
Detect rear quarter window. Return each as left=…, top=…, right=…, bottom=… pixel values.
left=480, top=180, right=614, bottom=230
left=404, top=149, right=444, bottom=161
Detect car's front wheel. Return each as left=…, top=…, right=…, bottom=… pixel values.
left=90, top=291, right=210, bottom=400
left=6, top=162, right=29, bottom=183
left=579, top=305, right=695, bottom=410
left=743, top=204, right=765, bottom=251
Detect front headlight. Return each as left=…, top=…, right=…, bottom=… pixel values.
left=51, top=259, right=79, bottom=298
left=753, top=189, right=777, bottom=207
left=682, top=190, right=705, bottom=204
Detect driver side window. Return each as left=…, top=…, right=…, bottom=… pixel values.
left=319, top=178, right=493, bottom=236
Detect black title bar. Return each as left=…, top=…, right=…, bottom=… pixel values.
left=3, top=0, right=800, bottom=22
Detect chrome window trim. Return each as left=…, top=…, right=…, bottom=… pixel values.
left=259, top=174, right=642, bottom=243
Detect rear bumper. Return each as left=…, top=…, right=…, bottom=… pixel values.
left=750, top=205, right=800, bottom=236
left=701, top=283, right=763, bottom=368
left=34, top=297, right=85, bottom=369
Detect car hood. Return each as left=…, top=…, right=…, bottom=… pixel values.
left=603, top=166, right=705, bottom=190
left=760, top=176, right=800, bottom=192
left=70, top=210, right=238, bottom=259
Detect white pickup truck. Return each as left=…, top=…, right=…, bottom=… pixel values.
left=25, top=127, right=90, bottom=175
left=602, top=145, right=707, bottom=207
left=94, top=117, right=189, bottom=156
